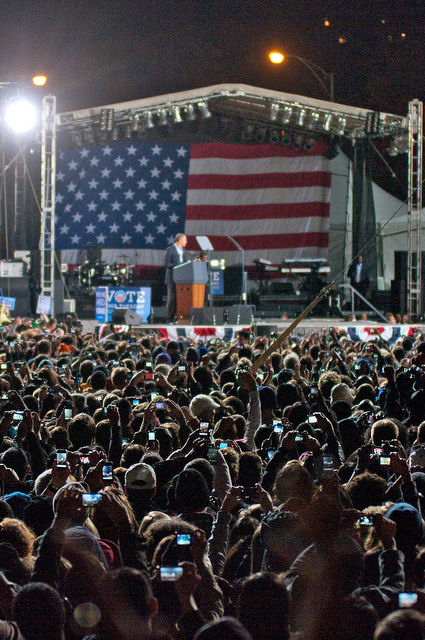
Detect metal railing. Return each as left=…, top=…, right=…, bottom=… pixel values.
left=340, top=283, right=388, bottom=323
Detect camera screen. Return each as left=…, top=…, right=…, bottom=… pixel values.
left=82, top=494, right=102, bottom=507
left=399, top=592, right=418, bottom=608
left=102, top=464, right=113, bottom=481
left=57, top=451, right=67, bottom=467
left=160, top=566, right=183, bottom=581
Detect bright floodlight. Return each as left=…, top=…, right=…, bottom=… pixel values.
left=32, top=75, right=47, bottom=86
left=5, top=98, right=37, bottom=133
left=269, top=51, right=284, bottom=64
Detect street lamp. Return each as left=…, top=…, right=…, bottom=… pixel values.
left=32, top=76, right=47, bottom=87
left=269, top=51, right=334, bottom=102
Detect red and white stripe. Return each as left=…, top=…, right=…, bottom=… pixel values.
left=185, top=141, right=331, bottom=265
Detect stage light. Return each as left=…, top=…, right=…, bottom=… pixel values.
left=335, top=117, right=346, bottom=135
left=185, top=104, right=196, bottom=121
left=124, top=124, right=132, bottom=139
left=255, top=124, right=267, bottom=143
left=5, top=97, right=37, bottom=133
left=172, top=106, right=183, bottom=123
left=137, top=119, right=147, bottom=139
left=111, top=127, right=119, bottom=141
left=387, top=135, right=408, bottom=156
left=32, top=75, right=47, bottom=86
left=100, top=108, right=114, bottom=131
left=323, top=113, right=332, bottom=131
left=198, top=101, right=211, bottom=118
left=297, top=109, right=306, bottom=126
left=269, top=128, right=280, bottom=143
left=281, top=130, right=291, bottom=145
left=158, top=109, right=168, bottom=126
left=281, top=106, right=293, bottom=124
left=83, top=129, right=95, bottom=145
left=131, top=115, right=139, bottom=132
left=145, top=111, right=154, bottom=129
left=292, top=133, right=303, bottom=149
left=270, top=102, right=280, bottom=121
left=269, top=51, right=284, bottom=64
left=70, top=131, right=83, bottom=149
left=241, top=122, right=255, bottom=141
left=324, top=144, right=340, bottom=160
left=306, top=111, right=320, bottom=129
left=304, top=135, right=315, bottom=151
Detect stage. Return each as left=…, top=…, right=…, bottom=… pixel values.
left=79, top=318, right=423, bottom=345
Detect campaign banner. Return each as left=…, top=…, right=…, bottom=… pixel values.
left=36, top=295, right=53, bottom=315
left=210, top=270, right=224, bottom=295
left=0, top=297, right=16, bottom=311
left=95, top=287, right=151, bottom=323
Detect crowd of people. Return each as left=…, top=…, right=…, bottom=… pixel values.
left=0, top=314, right=424, bottom=639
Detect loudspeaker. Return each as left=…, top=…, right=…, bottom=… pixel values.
left=256, top=325, right=278, bottom=337
left=223, top=267, right=243, bottom=295
left=53, top=279, right=64, bottom=317
left=0, top=276, right=30, bottom=316
left=227, top=305, right=254, bottom=324
left=390, top=279, right=406, bottom=316
left=189, top=307, right=224, bottom=325
left=149, top=306, right=168, bottom=323
left=112, top=308, right=143, bottom=325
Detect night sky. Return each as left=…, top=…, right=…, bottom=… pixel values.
left=0, top=0, right=424, bottom=116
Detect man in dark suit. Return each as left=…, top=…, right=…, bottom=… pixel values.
left=164, top=233, right=188, bottom=323
left=347, top=255, right=369, bottom=298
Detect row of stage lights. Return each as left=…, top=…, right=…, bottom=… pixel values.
left=69, top=101, right=212, bottom=148
left=269, top=102, right=347, bottom=136
left=241, top=121, right=319, bottom=150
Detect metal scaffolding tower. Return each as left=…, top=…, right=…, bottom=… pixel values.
left=407, top=99, right=423, bottom=318
left=13, top=153, right=25, bottom=241
left=40, top=95, right=56, bottom=299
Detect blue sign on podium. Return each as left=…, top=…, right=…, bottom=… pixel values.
left=95, top=287, right=151, bottom=323
left=210, top=270, right=224, bottom=295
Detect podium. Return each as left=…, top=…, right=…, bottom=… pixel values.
left=173, top=261, right=208, bottom=322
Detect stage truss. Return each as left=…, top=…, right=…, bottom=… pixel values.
left=40, top=84, right=420, bottom=311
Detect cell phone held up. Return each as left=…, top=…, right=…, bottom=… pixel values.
left=56, top=450, right=68, bottom=469
left=102, top=461, right=113, bottom=483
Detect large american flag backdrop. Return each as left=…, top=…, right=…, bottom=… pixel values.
left=55, top=140, right=331, bottom=265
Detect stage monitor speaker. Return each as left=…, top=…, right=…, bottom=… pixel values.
left=227, top=305, right=254, bottom=324
left=256, top=325, right=278, bottom=337
left=112, top=308, right=143, bottom=325
left=149, top=306, right=168, bottom=324
left=190, top=307, right=224, bottom=325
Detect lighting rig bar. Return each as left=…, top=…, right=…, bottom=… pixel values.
left=56, top=83, right=407, bottom=142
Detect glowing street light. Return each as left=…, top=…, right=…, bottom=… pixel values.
left=32, top=75, right=47, bottom=86
left=269, top=51, right=284, bottom=64
left=268, top=51, right=334, bottom=102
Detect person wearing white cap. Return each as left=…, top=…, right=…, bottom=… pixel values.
left=124, top=463, right=158, bottom=523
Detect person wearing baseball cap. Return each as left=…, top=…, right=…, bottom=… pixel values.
left=189, top=394, right=220, bottom=422
left=124, top=463, right=158, bottom=523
